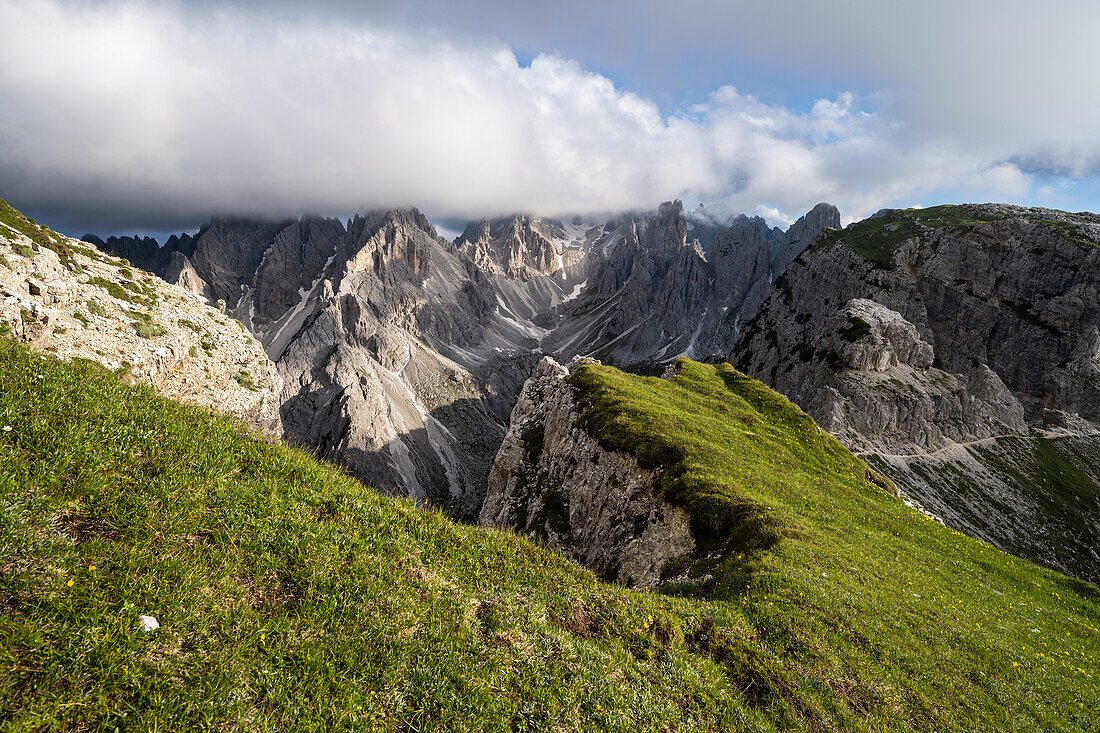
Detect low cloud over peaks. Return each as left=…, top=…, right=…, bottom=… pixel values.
left=0, top=0, right=1095, bottom=234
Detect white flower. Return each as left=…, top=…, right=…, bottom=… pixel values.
left=1, top=426, right=11, bottom=431
left=139, top=615, right=160, bottom=632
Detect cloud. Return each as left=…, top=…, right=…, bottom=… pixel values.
left=0, top=0, right=1091, bottom=235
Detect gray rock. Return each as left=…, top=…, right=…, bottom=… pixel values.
left=732, top=203, right=1100, bottom=581
left=480, top=357, right=694, bottom=588
left=542, top=201, right=839, bottom=368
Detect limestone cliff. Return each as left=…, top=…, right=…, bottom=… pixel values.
left=2, top=206, right=282, bottom=434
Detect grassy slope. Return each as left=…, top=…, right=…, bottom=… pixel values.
left=865, top=435, right=1100, bottom=586
left=570, top=360, right=1099, bottom=728
left=1, top=344, right=1097, bottom=731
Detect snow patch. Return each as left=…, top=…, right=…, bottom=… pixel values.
left=563, top=279, right=587, bottom=302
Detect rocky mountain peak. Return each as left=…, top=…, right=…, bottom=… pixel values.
left=455, top=214, right=565, bottom=279
left=643, top=199, right=688, bottom=257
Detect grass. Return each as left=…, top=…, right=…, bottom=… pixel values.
left=0, top=345, right=1098, bottom=731
left=0, top=197, right=78, bottom=271
left=87, top=277, right=140, bottom=305
left=132, top=321, right=167, bottom=339
left=126, top=309, right=167, bottom=339
left=569, top=359, right=1098, bottom=726
left=821, top=205, right=1009, bottom=268
left=1041, top=220, right=1099, bottom=247
left=233, top=370, right=258, bottom=391
left=85, top=270, right=158, bottom=309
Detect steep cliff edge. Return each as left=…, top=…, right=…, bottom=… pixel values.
left=1, top=199, right=281, bottom=433
left=733, top=203, right=1100, bottom=583
left=482, top=357, right=879, bottom=593
left=480, top=357, right=694, bottom=588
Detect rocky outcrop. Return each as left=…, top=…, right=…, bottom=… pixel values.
left=272, top=209, right=512, bottom=519
left=732, top=203, right=1100, bottom=581
left=455, top=215, right=584, bottom=281
left=480, top=357, right=694, bottom=588
left=791, top=298, right=1028, bottom=453
left=3, top=218, right=282, bottom=434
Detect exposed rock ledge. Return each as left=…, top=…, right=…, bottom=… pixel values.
left=1, top=223, right=282, bottom=434
left=479, top=357, right=693, bottom=588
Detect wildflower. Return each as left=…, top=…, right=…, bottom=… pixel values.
left=1, top=425, right=11, bottom=431
left=66, top=579, right=74, bottom=587
left=88, top=565, right=96, bottom=571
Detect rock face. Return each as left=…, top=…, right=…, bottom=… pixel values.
left=479, top=357, right=694, bottom=588
left=455, top=215, right=585, bottom=281
left=542, top=201, right=841, bottom=369
left=2, top=215, right=282, bottom=433
left=732, top=203, right=1100, bottom=581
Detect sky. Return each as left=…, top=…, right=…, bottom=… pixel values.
left=1, top=0, right=1099, bottom=237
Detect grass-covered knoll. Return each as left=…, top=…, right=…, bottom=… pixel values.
left=820, top=204, right=1013, bottom=268
left=823, top=203, right=1100, bottom=269
left=1, top=345, right=1098, bottom=731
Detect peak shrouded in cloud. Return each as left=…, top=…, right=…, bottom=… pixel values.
left=0, top=0, right=1097, bottom=235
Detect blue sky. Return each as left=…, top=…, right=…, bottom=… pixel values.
left=1, top=0, right=1098, bottom=236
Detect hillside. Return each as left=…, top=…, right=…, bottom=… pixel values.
left=2, top=342, right=1097, bottom=731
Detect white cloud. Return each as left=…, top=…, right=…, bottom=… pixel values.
left=0, top=0, right=1084, bottom=234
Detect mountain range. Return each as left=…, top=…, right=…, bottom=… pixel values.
left=80, top=200, right=1100, bottom=585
